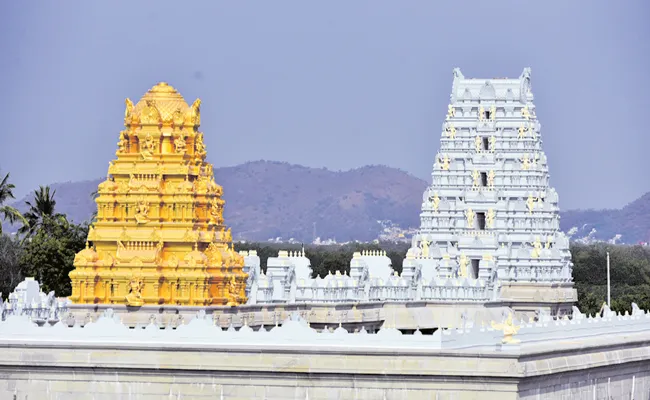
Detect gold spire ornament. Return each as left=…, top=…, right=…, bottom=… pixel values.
left=69, top=82, right=247, bottom=307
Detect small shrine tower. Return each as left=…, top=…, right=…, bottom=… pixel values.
left=69, top=82, right=247, bottom=306
left=406, top=68, right=577, bottom=315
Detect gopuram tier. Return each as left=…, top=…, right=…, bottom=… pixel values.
left=69, top=82, right=247, bottom=307
left=406, top=68, right=577, bottom=314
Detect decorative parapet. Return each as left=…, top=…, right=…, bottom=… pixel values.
left=0, top=278, right=69, bottom=324
left=3, top=304, right=650, bottom=354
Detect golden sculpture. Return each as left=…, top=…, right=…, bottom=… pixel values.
left=174, top=134, right=187, bottom=154
left=490, top=105, right=496, bottom=121
left=429, top=193, right=440, bottom=212
left=124, top=99, right=134, bottom=123
left=518, top=124, right=527, bottom=139
left=526, top=194, right=538, bottom=214
left=521, top=105, right=530, bottom=120
left=446, top=104, right=455, bottom=120
left=117, top=131, right=128, bottom=154
left=226, top=275, right=238, bottom=306
left=472, top=170, right=480, bottom=189
left=194, top=133, right=207, bottom=158
left=491, top=313, right=521, bottom=344
left=487, top=170, right=495, bottom=189
left=465, top=208, right=475, bottom=228
left=134, top=198, right=150, bottom=224
left=474, top=135, right=481, bottom=153
left=486, top=208, right=495, bottom=228
left=489, top=135, right=496, bottom=153
left=140, top=133, right=156, bottom=160
left=520, top=153, right=531, bottom=170
left=438, top=154, right=450, bottom=170
left=458, top=253, right=468, bottom=278
left=478, top=105, right=485, bottom=121
left=530, top=236, right=543, bottom=258
left=445, top=123, right=456, bottom=140
left=69, top=82, right=247, bottom=306
left=125, top=276, right=144, bottom=306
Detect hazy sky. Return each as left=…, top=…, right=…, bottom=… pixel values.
left=0, top=1, right=648, bottom=210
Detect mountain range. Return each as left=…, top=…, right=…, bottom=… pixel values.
left=5, top=161, right=649, bottom=244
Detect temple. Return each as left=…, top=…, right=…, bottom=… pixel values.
left=68, top=82, right=247, bottom=306
left=404, top=67, right=577, bottom=313
left=244, top=68, right=576, bottom=317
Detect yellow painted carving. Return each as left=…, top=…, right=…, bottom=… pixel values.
left=486, top=208, right=495, bottom=228
left=465, top=208, right=475, bottom=228
left=438, top=154, right=450, bottom=170
left=491, top=313, right=521, bottom=344
left=446, top=104, right=455, bottom=120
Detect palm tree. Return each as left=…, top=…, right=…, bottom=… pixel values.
left=18, top=185, right=67, bottom=237
left=0, top=172, right=27, bottom=234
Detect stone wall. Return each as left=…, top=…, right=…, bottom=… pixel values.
left=1, top=309, right=650, bottom=399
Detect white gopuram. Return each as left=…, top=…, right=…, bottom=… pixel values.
left=402, top=67, right=576, bottom=314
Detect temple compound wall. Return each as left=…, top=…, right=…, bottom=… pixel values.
left=1, top=307, right=649, bottom=399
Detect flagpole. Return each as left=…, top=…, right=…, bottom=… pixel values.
left=607, top=251, right=611, bottom=307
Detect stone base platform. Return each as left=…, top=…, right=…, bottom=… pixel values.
left=67, top=297, right=569, bottom=331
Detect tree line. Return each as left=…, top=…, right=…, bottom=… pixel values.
left=0, top=170, right=646, bottom=316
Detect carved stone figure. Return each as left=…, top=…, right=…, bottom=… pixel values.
left=117, top=131, right=128, bottom=153
left=174, top=135, right=187, bottom=153
left=530, top=237, right=543, bottom=258
left=140, top=99, right=161, bottom=125
left=474, top=136, right=481, bottom=153
left=487, top=170, right=495, bottom=189
left=445, top=124, right=456, bottom=139
left=125, top=276, right=144, bottom=306
left=490, top=105, right=496, bottom=121
left=518, top=124, right=527, bottom=139
left=478, top=105, right=485, bottom=121
left=134, top=199, right=150, bottom=225
left=446, top=104, right=455, bottom=120
left=226, top=275, right=238, bottom=306
left=486, top=208, right=495, bottom=228
left=124, top=98, right=134, bottom=122
left=526, top=194, right=537, bottom=214
left=490, top=135, right=496, bottom=152
left=140, top=133, right=156, bottom=160
left=458, top=253, right=468, bottom=278
left=519, top=153, right=530, bottom=170
left=465, top=208, right=475, bottom=228
left=194, top=133, right=207, bottom=158
left=429, top=192, right=440, bottom=212
left=438, top=154, right=450, bottom=170
left=491, top=313, right=521, bottom=344
left=189, top=99, right=202, bottom=125
left=209, top=197, right=224, bottom=225
left=521, top=105, right=530, bottom=120
left=472, top=170, right=480, bottom=189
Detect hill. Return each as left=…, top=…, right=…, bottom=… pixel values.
left=5, top=161, right=426, bottom=242
left=5, top=161, right=649, bottom=243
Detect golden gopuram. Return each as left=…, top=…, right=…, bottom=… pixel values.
left=69, top=82, right=247, bottom=307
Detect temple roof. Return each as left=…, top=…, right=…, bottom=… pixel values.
left=130, top=82, right=192, bottom=123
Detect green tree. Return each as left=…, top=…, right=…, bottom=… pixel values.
left=0, top=234, right=23, bottom=297
left=0, top=172, right=27, bottom=233
left=19, top=215, right=87, bottom=296
left=19, top=185, right=66, bottom=237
